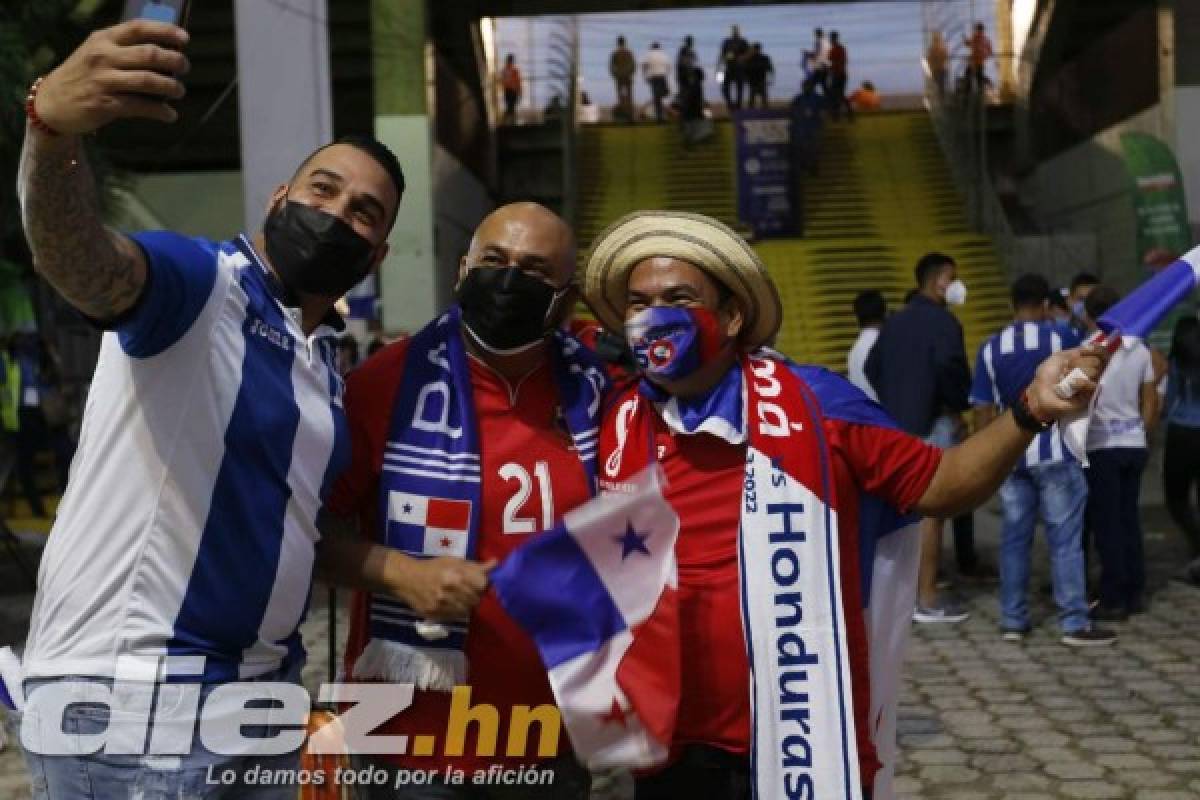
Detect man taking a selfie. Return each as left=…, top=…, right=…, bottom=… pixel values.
left=17, top=17, right=411, bottom=798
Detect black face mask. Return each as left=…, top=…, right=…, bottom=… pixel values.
left=457, top=266, right=564, bottom=354
left=263, top=200, right=376, bottom=299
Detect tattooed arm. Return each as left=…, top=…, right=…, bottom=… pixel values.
left=18, top=130, right=149, bottom=319
left=17, top=20, right=189, bottom=320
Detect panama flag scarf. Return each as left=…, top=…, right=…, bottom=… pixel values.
left=351, top=306, right=608, bottom=689
left=596, top=352, right=865, bottom=800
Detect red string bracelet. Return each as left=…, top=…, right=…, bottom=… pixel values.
left=25, top=76, right=61, bottom=137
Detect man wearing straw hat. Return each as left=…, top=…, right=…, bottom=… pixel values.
left=582, top=210, right=1110, bottom=800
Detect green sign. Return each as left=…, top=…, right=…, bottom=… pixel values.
left=1120, top=132, right=1194, bottom=351
left=1121, top=132, right=1192, bottom=259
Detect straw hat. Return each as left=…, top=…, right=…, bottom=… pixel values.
left=583, top=210, right=783, bottom=349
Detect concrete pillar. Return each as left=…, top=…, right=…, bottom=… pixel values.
left=234, top=0, right=332, bottom=233
left=995, top=0, right=1017, bottom=101
left=372, top=0, right=438, bottom=334
left=1171, top=0, right=1200, bottom=239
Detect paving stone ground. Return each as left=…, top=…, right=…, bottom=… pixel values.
left=1, top=491, right=1197, bottom=799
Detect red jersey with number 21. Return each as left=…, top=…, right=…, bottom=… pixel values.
left=327, top=338, right=593, bottom=774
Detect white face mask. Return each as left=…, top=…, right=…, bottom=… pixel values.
left=944, top=279, right=967, bottom=306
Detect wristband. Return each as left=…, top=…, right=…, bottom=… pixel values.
left=25, top=76, right=60, bottom=137
left=1012, top=390, right=1052, bottom=434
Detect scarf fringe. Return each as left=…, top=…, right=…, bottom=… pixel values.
left=351, top=638, right=466, bottom=691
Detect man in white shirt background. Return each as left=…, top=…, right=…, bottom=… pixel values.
left=848, top=289, right=884, bottom=401
left=1082, top=286, right=1159, bottom=621
left=642, top=41, right=671, bottom=123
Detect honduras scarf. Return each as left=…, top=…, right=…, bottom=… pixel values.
left=351, top=306, right=607, bottom=690
left=599, top=352, right=864, bottom=800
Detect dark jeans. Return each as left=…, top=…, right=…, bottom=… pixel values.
left=828, top=73, right=853, bottom=120
left=965, top=64, right=987, bottom=93
left=614, top=77, right=633, bottom=120
left=634, top=746, right=872, bottom=800
left=647, top=76, right=668, bottom=121
left=953, top=512, right=979, bottom=572
left=746, top=81, right=768, bottom=108
left=1164, top=423, right=1200, bottom=557
left=1085, top=447, right=1149, bottom=610
left=502, top=90, right=518, bottom=123
left=635, top=746, right=749, bottom=800
left=721, top=72, right=744, bottom=109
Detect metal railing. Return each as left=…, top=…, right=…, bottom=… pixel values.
left=920, top=58, right=1097, bottom=281
left=922, top=58, right=1017, bottom=263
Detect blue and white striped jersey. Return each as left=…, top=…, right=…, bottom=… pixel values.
left=24, top=232, right=349, bottom=682
left=970, top=320, right=1070, bottom=470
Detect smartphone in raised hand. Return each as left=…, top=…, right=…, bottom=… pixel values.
left=121, top=0, right=192, bottom=27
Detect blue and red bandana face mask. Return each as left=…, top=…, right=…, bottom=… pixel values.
left=625, top=306, right=726, bottom=382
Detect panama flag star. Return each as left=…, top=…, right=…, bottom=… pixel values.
left=616, top=523, right=651, bottom=559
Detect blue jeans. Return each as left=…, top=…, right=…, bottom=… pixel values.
left=18, top=661, right=305, bottom=800
left=998, top=461, right=1090, bottom=633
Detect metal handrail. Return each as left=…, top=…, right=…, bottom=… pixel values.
left=922, top=57, right=1018, bottom=268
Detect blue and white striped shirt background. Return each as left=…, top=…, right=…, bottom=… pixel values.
left=970, top=321, right=1070, bottom=470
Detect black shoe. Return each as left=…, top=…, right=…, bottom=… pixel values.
left=1062, top=627, right=1117, bottom=647
left=1001, top=625, right=1031, bottom=642
left=1090, top=605, right=1128, bottom=622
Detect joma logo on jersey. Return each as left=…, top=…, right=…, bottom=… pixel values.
left=249, top=317, right=293, bottom=351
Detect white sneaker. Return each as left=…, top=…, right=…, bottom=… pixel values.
left=912, top=600, right=970, bottom=624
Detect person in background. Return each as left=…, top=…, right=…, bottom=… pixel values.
left=676, top=35, right=697, bottom=93
left=867, top=252, right=972, bottom=622
left=927, top=31, right=949, bottom=96
left=1083, top=286, right=1159, bottom=619
left=964, top=22, right=994, bottom=94
left=743, top=42, right=774, bottom=108
left=499, top=53, right=522, bottom=125
left=806, top=27, right=831, bottom=95
left=849, top=289, right=885, bottom=401
left=642, top=41, right=671, bottom=123
left=970, top=274, right=1114, bottom=646
left=828, top=31, right=854, bottom=122
left=1066, top=272, right=1099, bottom=342
left=1048, top=289, right=1071, bottom=325
left=610, top=35, right=637, bottom=122
left=335, top=334, right=360, bottom=376
left=717, top=24, right=749, bottom=110
left=2, top=333, right=71, bottom=517
left=849, top=80, right=881, bottom=111
left=677, top=66, right=712, bottom=146
left=1164, top=317, right=1200, bottom=586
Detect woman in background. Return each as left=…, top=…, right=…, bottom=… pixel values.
left=1164, top=316, right=1200, bottom=585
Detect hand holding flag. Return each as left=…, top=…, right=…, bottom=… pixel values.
left=1053, top=244, right=1200, bottom=462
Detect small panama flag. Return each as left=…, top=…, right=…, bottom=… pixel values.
left=490, top=467, right=682, bottom=769
left=387, top=491, right=471, bottom=557
left=1096, top=245, right=1200, bottom=339
left=1059, top=244, right=1200, bottom=463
